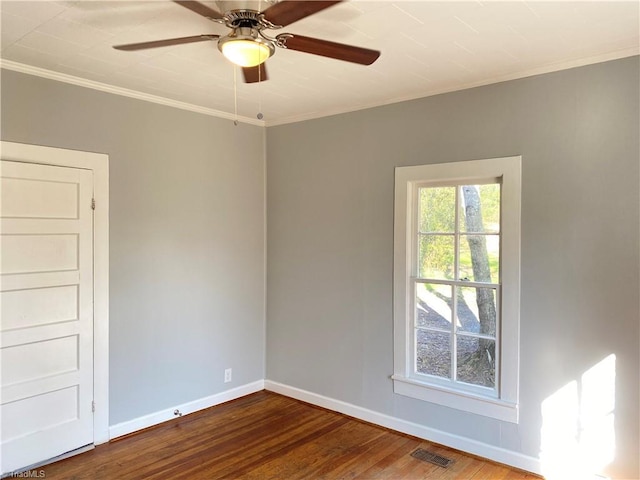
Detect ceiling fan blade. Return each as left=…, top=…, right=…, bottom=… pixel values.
left=113, top=34, right=219, bottom=51
left=242, top=64, right=268, bottom=83
left=173, top=1, right=224, bottom=20
left=262, top=1, right=342, bottom=27
left=278, top=34, right=380, bottom=65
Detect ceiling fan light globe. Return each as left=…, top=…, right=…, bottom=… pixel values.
left=221, top=39, right=271, bottom=67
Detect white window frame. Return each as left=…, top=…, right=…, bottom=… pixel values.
left=393, top=156, right=521, bottom=423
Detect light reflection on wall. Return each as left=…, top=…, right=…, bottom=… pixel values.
left=540, top=354, right=616, bottom=479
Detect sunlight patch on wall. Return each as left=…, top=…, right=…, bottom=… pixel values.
left=540, top=354, right=616, bottom=480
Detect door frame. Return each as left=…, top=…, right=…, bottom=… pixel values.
left=1, top=141, right=110, bottom=444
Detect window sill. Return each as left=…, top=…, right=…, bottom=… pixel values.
left=392, top=375, right=519, bottom=423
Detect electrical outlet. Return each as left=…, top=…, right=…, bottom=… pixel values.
left=224, top=368, right=232, bottom=383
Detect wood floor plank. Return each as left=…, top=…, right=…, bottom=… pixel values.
left=430, top=448, right=484, bottom=480
left=312, top=429, right=411, bottom=479
left=470, top=462, right=513, bottom=480
left=239, top=422, right=368, bottom=479
left=351, top=438, right=421, bottom=479
left=27, top=391, right=539, bottom=479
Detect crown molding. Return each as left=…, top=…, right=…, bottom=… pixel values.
left=0, top=59, right=265, bottom=127
left=265, top=47, right=640, bottom=127
left=2, top=46, right=637, bottom=129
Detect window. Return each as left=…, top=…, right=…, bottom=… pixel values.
left=393, top=157, right=521, bottom=423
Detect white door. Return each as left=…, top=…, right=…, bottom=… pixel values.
left=1, top=160, right=94, bottom=474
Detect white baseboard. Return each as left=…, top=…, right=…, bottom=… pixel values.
left=264, top=380, right=542, bottom=475
left=109, top=380, right=265, bottom=439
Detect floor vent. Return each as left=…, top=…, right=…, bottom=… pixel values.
left=410, top=448, right=454, bottom=468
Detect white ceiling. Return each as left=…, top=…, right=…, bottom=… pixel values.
left=1, top=1, right=638, bottom=126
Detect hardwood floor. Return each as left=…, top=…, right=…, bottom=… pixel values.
left=31, top=391, right=540, bottom=479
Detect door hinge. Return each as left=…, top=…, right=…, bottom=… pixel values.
left=91, top=198, right=96, bottom=210
left=92, top=401, right=95, bottom=413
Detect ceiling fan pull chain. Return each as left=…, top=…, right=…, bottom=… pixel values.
left=257, top=43, right=264, bottom=120
left=257, top=74, right=263, bottom=120
left=233, top=66, right=238, bottom=126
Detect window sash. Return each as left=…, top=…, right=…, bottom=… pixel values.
left=409, top=278, right=501, bottom=398
left=414, top=183, right=501, bottom=284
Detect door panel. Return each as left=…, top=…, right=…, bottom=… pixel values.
left=2, top=335, right=79, bottom=385
left=1, top=160, right=94, bottom=474
left=1, top=234, right=79, bottom=274
left=1, top=285, right=78, bottom=330
left=2, top=386, right=80, bottom=441
left=1, top=177, right=79, bottom=218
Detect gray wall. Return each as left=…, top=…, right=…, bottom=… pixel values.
left=1, top=70, right=266, bottom=425
left=266, top=57, right=639, bottom=479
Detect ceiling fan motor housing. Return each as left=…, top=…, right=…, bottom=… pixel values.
left=224, top=9, right=262, bottom=27
left=214, top=0, right=277, bottom=15
left=218, top=25, right=275, bottom=51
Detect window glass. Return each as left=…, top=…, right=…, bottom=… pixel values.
left=419, top=186, right=456, bottom=233
left=418, top=235, right=454, bottom=279
left=458, top=235, right=500, bottom=283
left=416, top=283, right=452, bottom=329
left=456, top=287, right=497, bottom=336
left=460, top=184, right=500, bottom=233
left=416, top=330, right=451, bottom=378
left=456, top=336, right=496, bottom=388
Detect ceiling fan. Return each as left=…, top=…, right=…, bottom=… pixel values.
left=113, top=0, right=381, bottom=83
